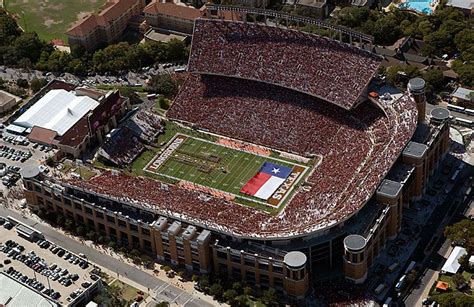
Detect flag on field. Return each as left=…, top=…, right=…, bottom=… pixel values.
left=240, top=162, right=292, bottom=200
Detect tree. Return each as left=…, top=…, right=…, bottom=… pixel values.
left=223, top=289, right=238, bottom=304
left=161, top=265, right=172, bottom=273
left=76, top=225, right=86, bottom=237
left=30, top=77, right=47, bottom=93
left=236, top=295, right=249, bottom=307
left=107, top=241, right=117, bottom=250
left=13, top=32, right=52, bottom=64
left=451, top=273, right=466, bottom=288
left=453, top=62, right=474, bottom=87
left=55, top=214, right=65, bottom=227
left=155, top=302, right=170, bottom=307
left=165, top=39, right=187, bottom=61
left=454, top=29, right=474, bottom=56
left=16, top=78, right=28, bottom=88
left=86, top=230, right=97, bottom=241
left=147, top=73, right=178, bottom=98
left=65, top=218, right=74, bottom=231
left=158, top=97, right=172, bottom=110
left=243, top=286, right=252, bottom=296
left=198, top=275, right=209, bottom=290
left=209, top=283, right=224, bottom=301
left=232, top=281, right=243, bottom=294
left=444, top=219, right=474, bottom=253
left=261, top=288, right=279, bottom=307
left=0, top=9, right=21, bottom=46
left=423, top=69, right=444, bottom=95
left=118, top=86, right=140, bottom=104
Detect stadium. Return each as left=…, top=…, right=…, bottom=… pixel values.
left=21, top=9, right=451, bottom=303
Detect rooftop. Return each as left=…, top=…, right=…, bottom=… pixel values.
left=283, top=251, right=307, bottom=268
left=377, top=179, right=403, bottom=198
left=144, top=29, right=188, bottom=43
left=344, top=234, right=366, bottom=251
left=67, top=0, right=142, bottom=37
left=144, top=2, right=202, bottom=20
left=451, top=87, right=473, bottom=101
left=430, top=107, right=450, bottom=121
left=0, top=273, right=58, bottom=307
left=446, top=0, right=474, bottom=9
left=28, top=126, right=57, bottom=146
left=14, top=89, right=99, bottom=136
left=0, top=90, right=21, bottom=106
left=403, top=141, right=428, bottom=159
left=297, top=0, right=327, bottom=8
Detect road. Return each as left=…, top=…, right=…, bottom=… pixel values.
left=426, top=103, right=473, bottom=122
left=402, top=162, right=473, bottom=306
left=0, top=205, right=214, bottom=307
left=0, top=64, right=185, bottom=89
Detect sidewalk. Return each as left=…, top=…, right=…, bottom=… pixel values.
left=413, top=245, right=452, bottom=306
left=50, top=227, right=220, bottom=306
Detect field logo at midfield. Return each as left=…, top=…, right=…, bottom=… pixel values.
left=148, top=135, right=186, bottom=171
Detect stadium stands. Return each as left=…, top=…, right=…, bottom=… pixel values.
left=98, top=127, right=144, bottom=166
left=124, top=108, right=163, bottom=143
left=67, top=72, right=417, bottom=238
left=188, top=19, right=382, bottom=109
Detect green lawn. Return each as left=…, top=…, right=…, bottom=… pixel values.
left=145, top=134, right=305, bottom=208
left=4, top=0, right=107, bottom=42
left=110, top=279, right=147, bottom=303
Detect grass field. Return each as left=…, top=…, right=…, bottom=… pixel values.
left=110, top=279, right=148, bottom=303
left=4, top=0, right=107, bottom=42
left=145, top=134, right=306, bottom=207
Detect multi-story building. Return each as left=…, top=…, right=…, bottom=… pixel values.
left=143, top=2, right=203, bottom=35
left=342, top=78, right=450, bottom=283
left=66, top=0, right=147, bottom=51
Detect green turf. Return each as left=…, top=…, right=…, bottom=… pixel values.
left=4, top=0, right=107, bottom=42
left=148, top=134, right=303, bottom=206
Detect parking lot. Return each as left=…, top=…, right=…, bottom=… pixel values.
left=0, top=217, right=99, bottom=305
left=0, top=131, right=55, bottom=188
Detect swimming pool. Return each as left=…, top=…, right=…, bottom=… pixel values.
left=401, top=0, right=434, bottom=14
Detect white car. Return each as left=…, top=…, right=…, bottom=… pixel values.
left=39, top=165, right=50, bottom=173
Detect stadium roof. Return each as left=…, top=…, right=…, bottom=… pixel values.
left=0, top=273, right=58, bottom=307
left=14, top=89, right=99, bottom=136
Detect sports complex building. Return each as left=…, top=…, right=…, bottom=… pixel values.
left=21, top=7, right=451, bottom=301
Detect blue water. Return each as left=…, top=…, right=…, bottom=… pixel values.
left=401, top=0, right=434, bottom=14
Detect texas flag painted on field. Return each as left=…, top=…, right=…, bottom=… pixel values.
left=240, top=162, right=293, bottom=200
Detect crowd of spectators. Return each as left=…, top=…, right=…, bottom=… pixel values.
left=188, top=19, right=381, bottom=110
left=61, top=20, right=419, bottom=238
left=124, top=108, right=162, bottom=144
left=97, top=127, right=144, bottom=167
left=64, top=72, right=417, bottom=238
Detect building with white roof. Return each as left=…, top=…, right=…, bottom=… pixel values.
left=446, top=0, right=474, bottom=16
left=451, top=87, right=473, bottom=104
left=13, top=89, right=99, bottom=136
left=0, top=273, right=58, bottom=307
left=441, top=246, right=467, bottom=274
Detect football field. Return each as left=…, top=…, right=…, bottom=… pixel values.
left=144, top=134, right=307, bottom=206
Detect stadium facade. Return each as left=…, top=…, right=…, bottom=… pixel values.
left=22, top=18, right=450, bottom=300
